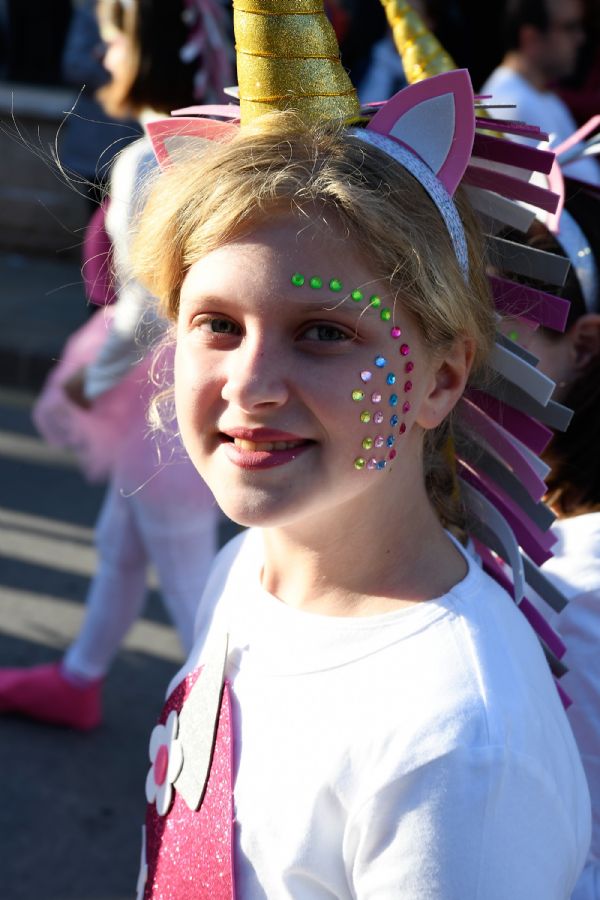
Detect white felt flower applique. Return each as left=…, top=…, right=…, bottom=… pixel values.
left=145, top=709, right=184, bottom=815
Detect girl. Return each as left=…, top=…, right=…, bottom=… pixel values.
left=0, top=0, right=233, bottom=730
left=127, top=2, right=590, bottom=896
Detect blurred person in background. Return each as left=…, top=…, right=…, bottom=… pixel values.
left=481, top=0, right=600, bottom=186
left=0, top=0, right=234, bottom=732
left=555, top=0, right=600, bottom=127
left=59, top=0, right=142, bottom=207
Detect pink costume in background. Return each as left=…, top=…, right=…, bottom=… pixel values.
left=32, top=136, right=219, bottom=679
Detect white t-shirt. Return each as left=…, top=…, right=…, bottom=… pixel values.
left=480, top=66, right=600, bottom=187
left=169, top=528, right=591, bottom=899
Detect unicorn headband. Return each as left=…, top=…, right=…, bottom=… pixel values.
left=145, top=0, right=574, bottom=698
left=149, top=1, right=559, bottom=280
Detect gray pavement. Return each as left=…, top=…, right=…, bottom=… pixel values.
left=0, top=386, right=186, bottom=899
left=0, top=251, right=89, bottom=391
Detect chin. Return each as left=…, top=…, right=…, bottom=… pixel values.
left=214, top=490, right=309, bottom=530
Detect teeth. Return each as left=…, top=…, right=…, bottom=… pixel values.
left=233, top=438, right=303, bottom=451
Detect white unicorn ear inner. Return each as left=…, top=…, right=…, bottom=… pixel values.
left=389, top=92, right=456, bottom=177
left=366, top=70, right=475, bottom=196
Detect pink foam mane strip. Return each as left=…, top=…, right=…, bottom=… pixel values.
left=555, top=678, right=573, bottom=709
left=460, top=466, right=555, bottom=565
left=465, top=390, right=553, bottom=454
left=463, top=461, right=555, bottom=552
left=475, top=117, right=549, bottom=141
left=458, top=399, right=547, bottom=501
left=519, top=598, right=567, bottom=658
left=464, top=165, right=559, bottom=213
left=489, top=276, right=570, bottom=332
left=553, top=114, right=600, bottom=158
left=476, top=543, right=567, bottom=658
left=472, top=133, right=554, bottom=174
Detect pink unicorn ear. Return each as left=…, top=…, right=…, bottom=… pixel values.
left=366, top=69, right=475, bottom=196
left=146, top=117, right=238, bottom=168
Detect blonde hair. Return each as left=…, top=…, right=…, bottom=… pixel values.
left=131, top=111, right=496, bottom=527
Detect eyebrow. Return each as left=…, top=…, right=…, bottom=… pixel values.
left=181, top=292, right=360, bottom=315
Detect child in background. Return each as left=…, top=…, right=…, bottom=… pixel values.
left=503, top=173, right=600, bottom=899
left=0, top=0, right=234, bottom=731
left=126, top=3, right=590, bottom=896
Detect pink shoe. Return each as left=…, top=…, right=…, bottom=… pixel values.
left=0, top=662, right=102, bottom=731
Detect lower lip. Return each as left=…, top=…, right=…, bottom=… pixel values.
left=222, top=441, right=312, bottom=470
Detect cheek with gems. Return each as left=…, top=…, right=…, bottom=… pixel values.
left=291, top=273, right=417, bottom=473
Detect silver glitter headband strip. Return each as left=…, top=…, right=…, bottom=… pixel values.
left=351, top=129, right=469, bottom=280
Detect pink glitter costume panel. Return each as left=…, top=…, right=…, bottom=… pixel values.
left=143, top=670, right=235, bottom=899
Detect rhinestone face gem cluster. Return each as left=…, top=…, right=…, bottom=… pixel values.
left=291, top=273, right=415, bottom=473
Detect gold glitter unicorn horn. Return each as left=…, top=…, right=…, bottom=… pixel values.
left=379, top=0, right=456, bottom=84
left=234, top=0, right=360, bottom=125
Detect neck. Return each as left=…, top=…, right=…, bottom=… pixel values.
left=502, top=52, right=548, bottom=91
left=260, top=473, right=468, bottom=617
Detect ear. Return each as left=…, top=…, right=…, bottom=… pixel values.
left=569, top=313, right=600, bottom=371
left=417, top=336, right=476, bottom=429
left=146, top=117, right=238, bottom=168
left=366, top=69, right=475, bottom=196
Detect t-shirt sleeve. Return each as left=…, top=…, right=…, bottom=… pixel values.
left=345, top=744, right=585, bottom=899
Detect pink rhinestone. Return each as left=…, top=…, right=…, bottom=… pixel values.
left=360, top=370, right=372, bottom=382
left=371, top=392, right=382, bottom=403
left=404, top=380, right=413, bottom=392
left=374, top=435, right=384, bottom=448
left=389, top=448, right=397, bottom=460
left=373, top=411, right=384, bottom=424
left=405, top=361, right=414, bottom=373
left=399, top=422, right=406, bottom=434
left=367, top=458, right=377, bottom=470
left=390, top=327, right=402, bottom=339
left=402, top=401, right=411, bottom=414
left=400, top=343, right=410, bottom=356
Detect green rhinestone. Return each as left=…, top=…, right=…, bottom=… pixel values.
left=352, top=390, right=365, bottom=401
left=380, top=308, right=392, bottom=321
left=329, top=278, right=343, bottom=292
left=362, top=437, right=374, bottom=450
left=360, top=411, right=371, bottom=423
left=351, top=289, right=363, bottom=302
left=354, top=457, right=366, bottom=470
left=309, top=276, right=323, bottom=289
left=508, top=329, right=519, bottom=342
left=291, top=273, right=305, bottom=287
left=369, top=294, right=381, bottom=308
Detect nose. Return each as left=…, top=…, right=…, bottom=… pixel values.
left=221, top=332, right=290, bottom=411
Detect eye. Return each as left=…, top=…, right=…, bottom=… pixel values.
left=301, top=323, right=353, bottom=342
left=192, top=315, right=242, bottom=336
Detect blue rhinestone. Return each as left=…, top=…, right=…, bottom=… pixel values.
left=376, top=460, right=386, bottom=470
left=387, top=435, right=395, bottom=447
left=389, top=393, right=398, bottom=406
left=390, top=415, right=398, bottom=427
left=386, top=373, right=396, bottom=385
left=374, top=355, right=387, bottom=367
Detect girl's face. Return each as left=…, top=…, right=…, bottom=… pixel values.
left=175, top=216, right=443, bottom=530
